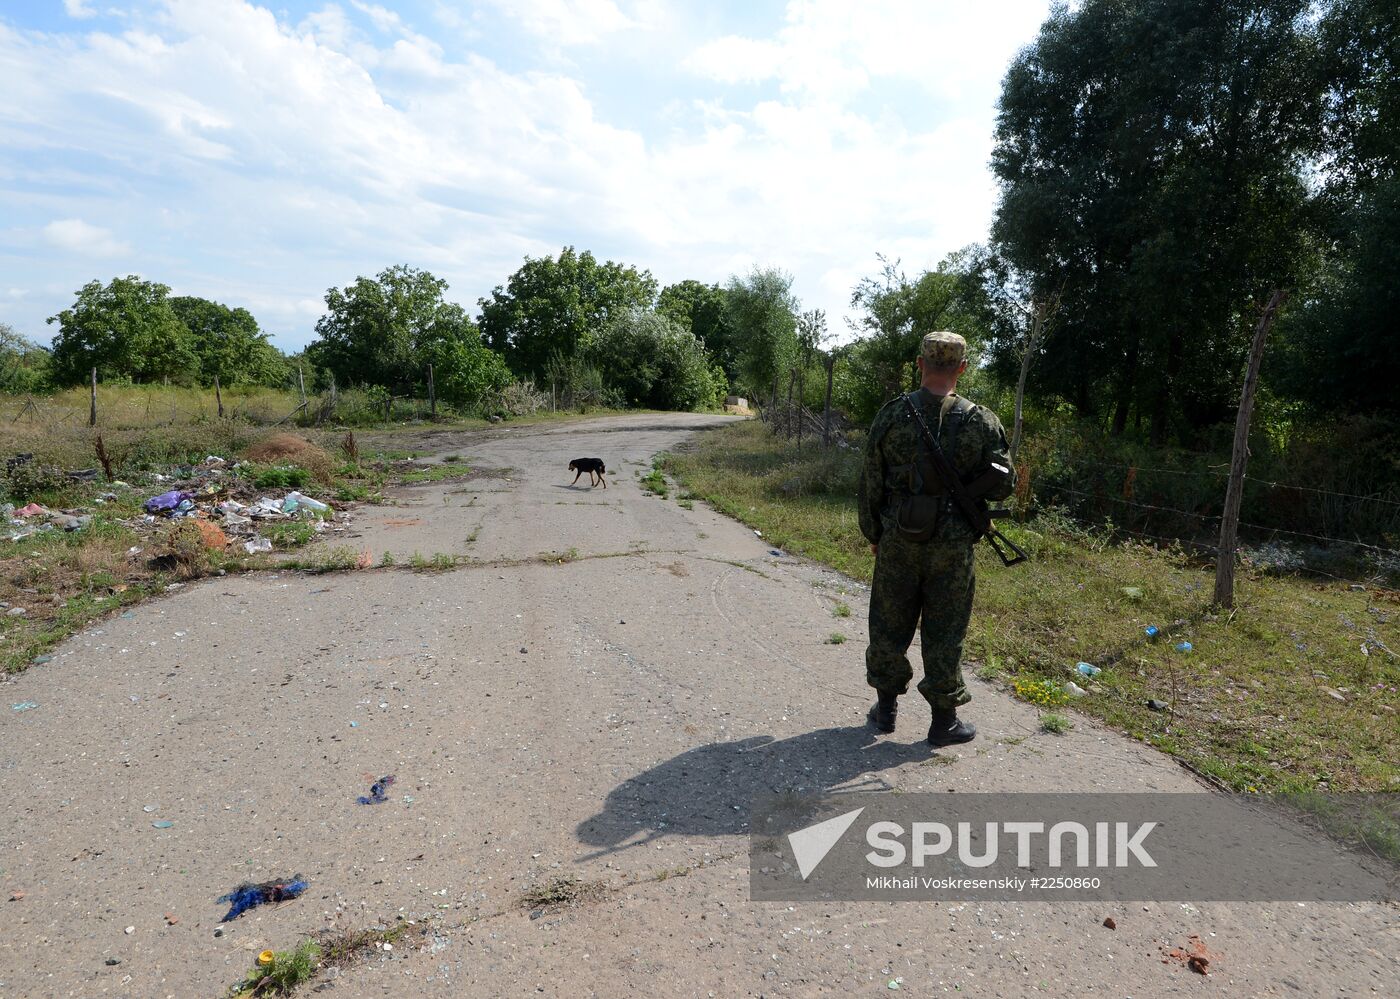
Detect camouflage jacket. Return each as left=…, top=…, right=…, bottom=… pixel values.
left=857, top=388, right=1015, bottom=545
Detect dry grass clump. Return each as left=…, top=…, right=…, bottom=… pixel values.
left=244, top=434, right=335, bottom=483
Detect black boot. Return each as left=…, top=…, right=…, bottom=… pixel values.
left=927, top=707, right=976, bottom=747
left=867, top=691, right=898, bottom=733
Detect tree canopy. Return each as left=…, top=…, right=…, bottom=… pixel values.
left=168, top=295, right=286, bottom=388
left=724, top=267, right=799, bottom=401
left=587, top=308, right=724, bottom=412
left=657, top=280, right=736, bottom=385
left=306, top=265, right=507, bottom=407
left=990, top=0, right=1327, bottom=443
left=46, top=276, right=199, bottom=386
left=478, top=247, right=657, bottom=379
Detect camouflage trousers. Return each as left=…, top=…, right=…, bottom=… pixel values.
left=865, top=534, right=975, bottom=711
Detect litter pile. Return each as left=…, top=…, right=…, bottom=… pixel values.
left=217, top=875, right=310, bottom=922
left=136, top=456, right=342, bottom=554
left=3, top=501, right=93, bottom=542
left=357, top=774, right=396, bottom=805
left=5, top=452, right=347, bottom=556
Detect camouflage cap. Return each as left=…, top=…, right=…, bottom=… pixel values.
left=920, top=331, right=967, bottom=368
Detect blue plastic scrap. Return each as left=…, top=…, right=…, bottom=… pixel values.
left=144, top=490, right=191, bottom=515
left=357, top=774, right=396, bottom=805
left=217, top=876, right=309, bottom=922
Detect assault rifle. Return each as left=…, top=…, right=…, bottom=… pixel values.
left=902, top=394, right=1028, bottom=567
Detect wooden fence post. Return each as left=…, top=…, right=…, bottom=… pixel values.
left=1214, top=289, right=1287, bottom=609
left=428, top=364, right=436, bottom=418
left=297, top=367, right=307, bottom=406
left=89, top=367, right=97, bottom=427
left=214, top=374, right=224, bottom=419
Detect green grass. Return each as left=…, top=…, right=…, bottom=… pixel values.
left=832, top=602, right=852, bottom=618
left=398, top=462, right=475, bottom=484
left=826, top=632, right=848, bottom=645
left=231, top=939, right=320, bottom=996
left=1040, top=712, right=1073, bottom=734
left=639, top=459, right=669, bottom=498
left=666, top=420, right=1400, bottom=794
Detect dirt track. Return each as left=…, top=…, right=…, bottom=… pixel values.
left=1, top=413, right=1394, bottom=997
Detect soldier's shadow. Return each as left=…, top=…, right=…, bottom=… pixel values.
left=575, top=725, right=930, bottom=858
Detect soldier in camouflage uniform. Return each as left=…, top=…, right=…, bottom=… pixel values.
left=857, top=331, right=1015, bottom=746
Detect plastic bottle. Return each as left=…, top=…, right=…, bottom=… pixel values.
left=1064, top=680, right=1088, bottom=697
left=1076, top=662, right=1101, bottom=677
left=1174, top=641, right=1193, bottom=653
left=1144, top=625, right=1160, bottom=639
left=286, top=491, right=329, bottom=514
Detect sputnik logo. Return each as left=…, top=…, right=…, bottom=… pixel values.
left=787, top=807, right=865, bottom=880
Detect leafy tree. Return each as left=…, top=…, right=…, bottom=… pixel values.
left=307, top=265, right=505, bottom=407
left=1271, top=0, right=1399, bottom=414
left=587, top=308, right=722, bottom=411
left=0, top=323, right=51, bottom=393
left=657, top=280, right=737, bottom=382
left=478, top=247, right=657, bottom=378
left=47, top=276, right=199, bottom=385
left=845, top=256, right=972, bottom=409
left=168, top=296, right=286, bottom=387
left=724, top=267, right=799, bottom=402
left=990, top=0, right=1325, bottom=444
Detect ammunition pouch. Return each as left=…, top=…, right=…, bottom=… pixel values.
left=895, top=493, right=945, bottom=542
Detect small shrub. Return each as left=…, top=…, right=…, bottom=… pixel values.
left=1012, top=677, right=1070, bottom=709
left=253, top=465, right=311, bottom=490
left=832, top=602, right=852, bottom=618
left=2, top=460, right=73, bottom=505
left=236, top=939, right=321, bottom=996
left=826, top=633, right=847, bottom=644
left=1041, top=712, right=1072, bottom=734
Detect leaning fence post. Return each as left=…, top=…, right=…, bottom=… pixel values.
left=1214, top=289, right=1287, bottom=609
left=297, top=367, right=307, bottom=406
left=89, top=366, right=97, bottom=427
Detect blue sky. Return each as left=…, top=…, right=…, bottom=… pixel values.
left=1, top=0, right=1052, bottom=351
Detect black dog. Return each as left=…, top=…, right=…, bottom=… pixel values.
left=568, top=458, right=607, bottom=488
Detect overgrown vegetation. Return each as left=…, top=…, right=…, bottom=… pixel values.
left=667, top=421, right=1399, bottom=794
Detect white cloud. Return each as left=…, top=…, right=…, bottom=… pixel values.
left=42, top=219, right=131, bottom=257
left=686, top=0, right=1049, bottom=104
left=64, top=0, right=98, bottom=19
left=483, top=0, right=643, bottom=47
left=0, top=0, right=1052, bottom=346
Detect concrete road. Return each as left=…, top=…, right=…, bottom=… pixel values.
left=0, top=413, right=1393, bottom=997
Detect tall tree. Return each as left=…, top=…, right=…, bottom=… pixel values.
left=657, top=280, right=737, bottom=382
left=847, top=256, right=968, bottom=402
left=991, top=0, right=1325, bottom=444
left=308, top=265, right=505, bottom=406
left=724, top=267, right=799, bottom=402
left=1271, top=0, right=1399, bottom=413
left=0, top=322, right=50, bottom=393
left=47, top=276, right=198, bottom=386
left=168, top=296, right=286, bottom=387
left=477, top=247, right=657, bottom=378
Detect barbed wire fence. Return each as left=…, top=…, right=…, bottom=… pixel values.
left=1028, top=461, right=1400, bottom=586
